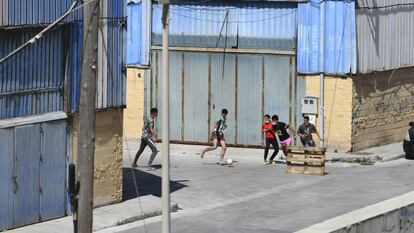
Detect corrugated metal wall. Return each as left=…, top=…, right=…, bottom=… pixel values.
left=152, top=1, right=297, bottom=50
left=0, top=0, right=126, bottom=117
left=0, top=27, right=68, bottom=119
left=149, top=50, right=304, bottom=146
left=357, top=0, right=414, bottom=73
left=297, top=0, right=357, bottom=75
left=0, top=0, right=124, bottom=27
left=127, top=0, right=151, bottom=65
left=0, top=119, right=67, bottom=231
left=0, top=0, right=82, bottom=27
left=69, top=0, right=126, bottom=112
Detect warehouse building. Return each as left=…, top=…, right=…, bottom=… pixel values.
left=126, top=0, right=414, bottom=152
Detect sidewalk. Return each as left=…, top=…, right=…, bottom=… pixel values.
left=7, top=195, right=178, bottom=233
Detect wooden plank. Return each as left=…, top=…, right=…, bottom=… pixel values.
left=304, top=166, right=325, bottom=176
left=287, top=165, right=306, bottom=174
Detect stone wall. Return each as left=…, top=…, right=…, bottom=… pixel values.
left=352, top=67, right=414, bottom=151
left=71, top=109, right=123, bottom=206
left=306, top=75, right=353, bottom=152
left=123, top=68, right=145, bottom=139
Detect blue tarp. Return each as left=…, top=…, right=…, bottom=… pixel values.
left=297, top=0, right=357, bottom=75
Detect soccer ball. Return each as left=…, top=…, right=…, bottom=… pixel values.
left=226, top=158, right=233, bottom=165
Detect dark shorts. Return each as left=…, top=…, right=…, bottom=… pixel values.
left=211, top=132, right=225, bottom=142
left=301, top=138, right=316, bottom=147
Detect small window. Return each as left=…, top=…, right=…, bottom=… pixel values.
left=304, top=100, right=309, bottom=104
left=310, top=100, right=314, bottom=104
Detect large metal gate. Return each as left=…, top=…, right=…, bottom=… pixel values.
left=0, top=118, right=67, bottom=231
left=148, top=50, right=305, bottom=146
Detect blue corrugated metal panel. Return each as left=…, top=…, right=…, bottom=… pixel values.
left=0, top=27, right=67, bottom=119
left=40, top=121, right=66, bottom=221
left=127, top=2, right=142, bottom=65
left=0, top=0, right=82, bottom=27
left=0, top=128, right=13, bottom=230
left=297, top=0, right=357, bottom=75
left=127, top=0, right=153, bottom=65
left=13, top=124, right=41, bottom=227
left=69, top=19, right=126, bottom=112
left=151, top=1, right=297, bottom=50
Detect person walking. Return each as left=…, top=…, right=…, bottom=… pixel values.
left=261, top=114, right=279, bottom=165
left=201, top=109, right=228, bottom=165
left=132, top=108, right=159, bottom=168
left=297, top=115, right=322, bottom=147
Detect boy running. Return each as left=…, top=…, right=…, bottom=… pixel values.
left=261, top=114, right=279, bottom=164
left=271, top=115, right=296, bottom=160
left=201, top=109, right=228, bottom=165
left=132, top=108, right=159, bottom=168
left=297, top=115, right=322, bottom=147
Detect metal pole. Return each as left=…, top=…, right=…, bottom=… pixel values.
left=77, top=0, right=99, bottom=232
left=320, top=73, right=324, bottom=148
left=319, top=2, right=325, bottom=148
left=161, top=4, right=171, bottom=233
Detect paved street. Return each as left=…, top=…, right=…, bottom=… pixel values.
left=102, top=140, right=414, bottom=233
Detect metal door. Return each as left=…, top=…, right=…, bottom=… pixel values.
left=40, top=121, right=67, bottom=221
left=0, top=129, right=14, bottom=230
left=183, top=52, right=209, bottom=142
left=13, top=124, right=41, bottom=227
left=236, top=55, right=263, bottom=145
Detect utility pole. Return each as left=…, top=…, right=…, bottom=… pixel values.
left=161, top=1, right=171, bottom=233
left=77, top=0, right=99, bottom=232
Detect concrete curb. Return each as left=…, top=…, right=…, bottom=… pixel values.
left=294, top=191, right=414, bottom=233
left=110, top=203, right=179, bottom=229
left=6, top=196, right=178, bottom=233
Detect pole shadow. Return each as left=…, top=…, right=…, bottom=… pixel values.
left=122, top=168, right=188, bottom=201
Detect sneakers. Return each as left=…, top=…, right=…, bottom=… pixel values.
left=264, top=160, right=270, bottom=165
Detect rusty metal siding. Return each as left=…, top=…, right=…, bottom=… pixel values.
left=357, top=0, right=414, bottom=73
left=0, top=128, right=13, bottom=230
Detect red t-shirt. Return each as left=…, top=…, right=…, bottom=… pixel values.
left=262, top=122, right=276, bottom=139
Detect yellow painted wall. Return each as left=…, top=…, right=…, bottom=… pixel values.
left=352, top=67, right=414, bottom=150
left=305, top=76, right=353, bottom=152
left=71, top=109, right=123, bottom=207
left=124, top=68, right=145, bottom=139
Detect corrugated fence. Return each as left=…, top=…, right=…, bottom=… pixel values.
left=357, top=0, right=414, bottom=73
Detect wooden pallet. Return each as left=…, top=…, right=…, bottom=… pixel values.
left=286, top=147, right=326, bottom=176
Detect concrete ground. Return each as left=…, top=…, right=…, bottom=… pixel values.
left=102, top=139, right=414, bottom=233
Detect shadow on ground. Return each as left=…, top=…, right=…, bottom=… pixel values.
left=123, top=167, right=189, bottom=201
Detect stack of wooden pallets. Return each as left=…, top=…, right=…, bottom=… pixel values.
left=286, top=146, right=326, bottom=176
